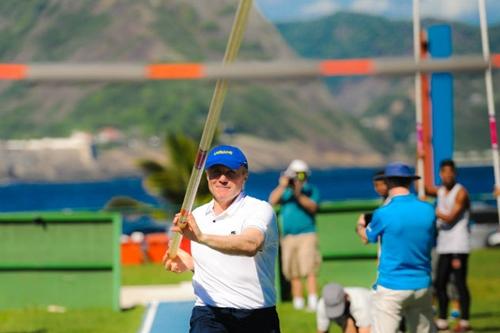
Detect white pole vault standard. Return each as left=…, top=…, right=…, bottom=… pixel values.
left=479, top=0, right=500, bottom=230
left=413, top=0, right=425, bottom=198
left=167, top=0, right=253, bottom=259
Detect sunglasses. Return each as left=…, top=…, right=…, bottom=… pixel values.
left=207, top=166, right=244, bottom=180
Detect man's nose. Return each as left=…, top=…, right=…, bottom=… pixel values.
left=218, top=174, right=229, bottom=182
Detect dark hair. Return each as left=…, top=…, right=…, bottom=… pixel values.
left=439, top=159, right=456, bottom=170
left=386, top=177, right=412, bottom=189
left=372, top=170, right=385, bottom=181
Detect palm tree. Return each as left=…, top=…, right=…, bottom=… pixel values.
left=137, top=133, right=211, bottom=211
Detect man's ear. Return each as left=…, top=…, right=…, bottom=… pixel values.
left=241, top=168, right=249, bottom=181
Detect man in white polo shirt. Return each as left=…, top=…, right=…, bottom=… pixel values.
left=164, top=145, right=280, bottom=333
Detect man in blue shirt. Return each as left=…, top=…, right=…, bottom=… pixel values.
left=356, top=162, right=436, bottom=333
left=269, top=159, right=321, bottom=311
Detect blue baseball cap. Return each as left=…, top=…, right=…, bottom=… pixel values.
left=384, top=162, right=420, bottom=179
left=205, top=145, right=248, bottom=170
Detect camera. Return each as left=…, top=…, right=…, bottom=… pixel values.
left=355, top=212, right=373, bottom=233
left=364, top=212, right=373, bottom=225
left=283, top=170, right=306, bottom=187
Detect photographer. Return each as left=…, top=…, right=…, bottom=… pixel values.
left=356, top=162, right=436, bottom=333
left=356, top=170, right=407, bottom=333
left=269, top=159, right=321, bottom=311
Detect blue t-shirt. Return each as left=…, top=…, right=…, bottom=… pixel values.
left=366, top=194, right=436, bottom=290
left=279, top=182, right=320, bottom=236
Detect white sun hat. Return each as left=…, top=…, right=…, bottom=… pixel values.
left=286, top=159, right=311, bottom=175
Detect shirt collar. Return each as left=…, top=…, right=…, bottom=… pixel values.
left=204, top=191, right=247, bottom=217
left=390, top=193, right=414, bottom=200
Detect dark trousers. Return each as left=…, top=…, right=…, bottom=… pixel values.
left=435, top=253, right=471, bottom=320
left=190, top=305, right=280, bottom=333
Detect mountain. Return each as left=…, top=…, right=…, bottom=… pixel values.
left=254, top=0, right=500, bottom=26
left=276, top=12, right=500, bottom=157
left=0, top=1, right=384, bottom=180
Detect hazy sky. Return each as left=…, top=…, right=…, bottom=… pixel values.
left=254, top=0, right=500, bottom=24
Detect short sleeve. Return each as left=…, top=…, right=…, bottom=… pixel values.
left=316, top=298, right=331, bottom=332
left=365, top=209, right=384, bottom=243
left=242, top=200, right=276, bottom=235
left=310, top=185, right=320, bottom=204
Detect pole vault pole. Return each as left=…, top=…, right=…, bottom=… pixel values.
left=478, top=0, right=500, bottom=234
left=167, top=0, right=253, bottom=259
left=413, top=0, right=425, bottom=198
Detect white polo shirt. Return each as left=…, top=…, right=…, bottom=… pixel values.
left=317, top=287, right=372, bottom=331
left=191, top=192, right=279, bottom=309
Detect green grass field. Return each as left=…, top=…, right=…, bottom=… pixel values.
left=1, top=248, right=499, bottom=333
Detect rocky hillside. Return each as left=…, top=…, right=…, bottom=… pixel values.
left=277, top=12, right=500, bottom=156
left=0, top=0, right=383, bottom=181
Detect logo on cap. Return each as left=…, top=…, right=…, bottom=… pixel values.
left=214, top=150, right=234, bottom=156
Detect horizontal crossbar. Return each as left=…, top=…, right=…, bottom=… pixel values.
left=0, top=54, right=498, bottom=81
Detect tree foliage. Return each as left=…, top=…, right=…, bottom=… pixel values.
left=137, top=133, right=211, bottom=211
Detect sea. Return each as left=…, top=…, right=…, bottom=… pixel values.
left=0, top=165, right=496, bottom=213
